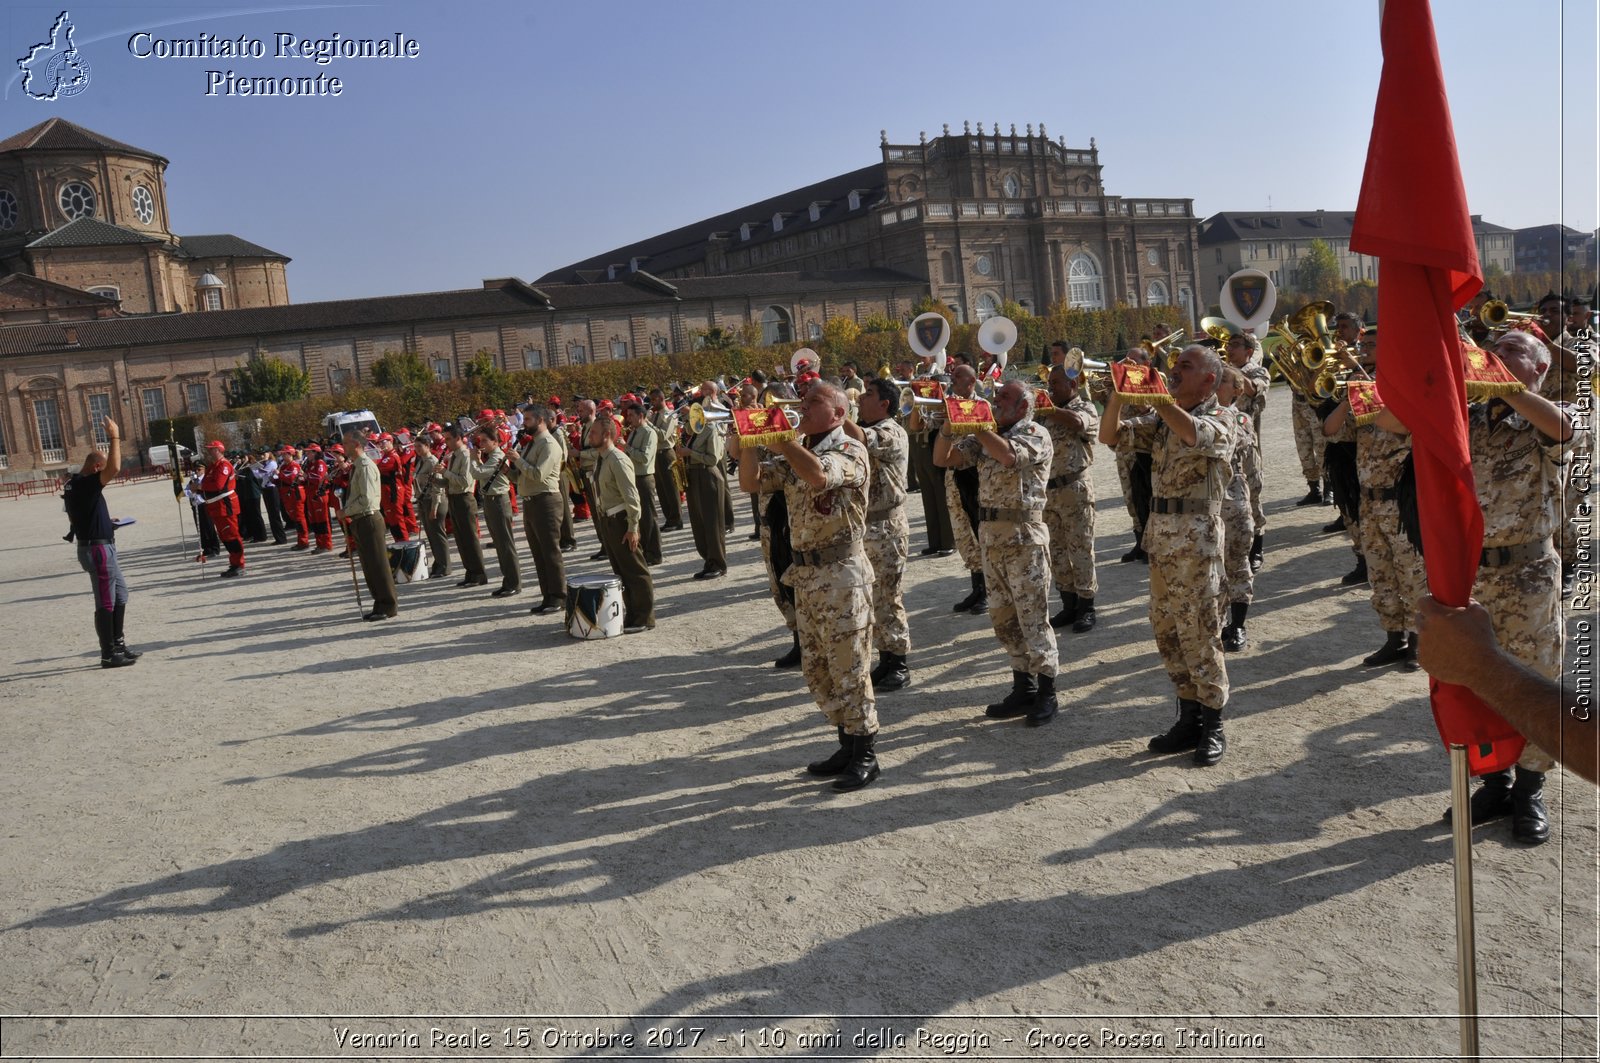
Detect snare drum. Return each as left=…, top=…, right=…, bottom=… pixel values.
left=565, top=574, right=623, bottom=639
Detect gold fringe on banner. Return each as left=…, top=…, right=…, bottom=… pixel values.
left=946, top=419, right=995, bottom=436
left=1352, top=409, right=1384, bottom=427
left=739, top=428, right=796, bottom=448
left=1115, top=390, right=1174, bottom=407
left=1464, top=379, right=1526, bottom=401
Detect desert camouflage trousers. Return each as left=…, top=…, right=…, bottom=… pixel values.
left=1359, top=498, right=1427, bottom=634
left=1291, top=399, right=1324, bottom=483
left=1115, top=450, right=1146, bottom=536
left=792, top=559, right=878, bottom=736
left=1475, top=549, right=1562, bottom=773
left=1146, top=512, right=1229, bottom=710
left=1044, top=479, right=1098, bottom=598
left=866, top=515, right=910, bottom=656
left=981, top=531, right=1058, bottom=678
left=1220, top=489, right=1255, bottom=617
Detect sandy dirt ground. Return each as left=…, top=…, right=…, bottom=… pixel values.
left=2, top=384, right=1596, bottom=1061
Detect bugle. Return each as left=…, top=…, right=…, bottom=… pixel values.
left=898, top=386, right=944, bottom=418
left=686, top=403, right=733, bottom=435
left=1477, top=299, right=1541, bottom=331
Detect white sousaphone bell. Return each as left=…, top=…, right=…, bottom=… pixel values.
left=906, top=312, right=951, bottom=375
left=790, top=347, right=819, bottom=377
left=976, top=315, right=1019, bottom=397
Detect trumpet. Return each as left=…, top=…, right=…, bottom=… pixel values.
left=1477, top=299, right=1541, bottom=331
left=1142, top=328, right=1188, bottom=368
left=686, top=403, right=732, bottom=435
left=898, top=386, right=944, bottom=418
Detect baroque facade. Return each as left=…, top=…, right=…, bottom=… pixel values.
left=541, top=124, right=1202, bottom=327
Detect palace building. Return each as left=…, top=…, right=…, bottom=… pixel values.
left=541, top=124, right=1202, bottom=329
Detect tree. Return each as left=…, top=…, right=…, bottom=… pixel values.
left=820, top=315, right=861, bottom=354
left=1296, top=239, right=1342, bottom=302
left=462, top=349, right=512, bottom=409
left=370, top=349, right=435, bottom=390
left=227, top=351, right=311, bottom=407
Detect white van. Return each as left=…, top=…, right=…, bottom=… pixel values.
left=322, top=409, right=382, bottom=441
left=146, top=444, right=192, bottom=469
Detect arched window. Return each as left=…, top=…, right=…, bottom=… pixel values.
left=1178, top=287, right=1193, bottom=315
left=1145, top=279, right=1170, bottom=306
left=1067, top=252, right=1104, bottom=309
left=761, top=305, right=792, bottom=345
left=974, top=292, right=1001, bottom=322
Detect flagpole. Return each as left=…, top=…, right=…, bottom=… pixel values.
left=1449, top=743, right=1480, bottom=1059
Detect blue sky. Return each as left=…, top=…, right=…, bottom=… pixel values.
left=2, top=0, right=1594, bottom=303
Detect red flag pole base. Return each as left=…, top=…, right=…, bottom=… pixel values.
left=1450, top=743, right=1481, bottom=1059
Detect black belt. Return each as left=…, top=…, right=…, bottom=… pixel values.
left=978, top=505, right=1044, bottom=523
left=1046, top=471, right=1085, bottom=490
left=1150, top=496, right=1220, bottom=515
left=1480, top=542, right=1550, bottom=567
left=1363, top=485, right=1400, bottom=502
left=86, top=538, right=114, bottom=546
left=792, top=541, right=859, bottom=566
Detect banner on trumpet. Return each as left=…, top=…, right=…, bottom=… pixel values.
left=1111, top=361, right=1173, bottom=406
left=731, top=406, right=798, bottom=447
left=943, top=396, right=995, bottom=435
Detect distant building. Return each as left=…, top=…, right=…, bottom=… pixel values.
left=0, top=118, right=289, bottom=316
left=1196, top=210, right=1516, bottom=309
left=541, top=124, right=1203, bottom=328
left=1513, top=224, right=1590, bottom=275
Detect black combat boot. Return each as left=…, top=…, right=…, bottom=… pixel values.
left=806, top=727, right=851, bottom=776
left=1323, top=514, right=1347, bottom=534
left=1194, top=707, right=1227, bottom=766
left=1296, top=480, right=1323, bottom=506
left=869, top=650, right=891, bottom=684
left=95, top=610, right=135, bottom=669
left=1510, top=768, right=1549, bottom=845
left=1221, top=601, right=1248, bottom=652
left=967, top=571, right=988, bottom=614
left=1442, top=768, right=1513, bottom=825
left=1026, top=674, right=1058, bottom=727
left=832, top=732, right=880, bottom=791
left=1072, top=597, right=1097, bottom=633
left=1403, top=632, right=1420, bottom=672
left=952, top=571, right=982, bottom=612
left=1249, top=533, right=1264, bottom=572
left=111, top=601, right=140, bottom=659
left=1050, top=590, right=1079, bottom=630
left=985, top=671, right=1037, bottom=718
left=1340, top=555, right=1368, bottom=585
left=773, top=632, right=801, bottom=669
left=874, top=653, right=910, bottom=692
left=1149, top=698, right=1202, bottom=754
left=1364, top=631, right=1407, bottom=667
left=1121, top=529, right=1148, bottom=563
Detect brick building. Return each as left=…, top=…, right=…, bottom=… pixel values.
left=1197, top=210, right=1516, bottom=309
left=541, top=124, right=1202, bottom=328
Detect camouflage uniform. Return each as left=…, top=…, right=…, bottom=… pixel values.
left=1219, top=405, right=1257, bottom=617
left=1291, top=393, right=1324, bottom=483
left=1113, top=427, right=1153, bottom=541
left=1042, top=396, right=1100, bottom=598
left=1240, top=359, right=1271, bottom=533
left=756, top=459, right=797, bottom=633
left=759, top=427, right=877, bottom=736
left=1540, top=334, right=1593, bottom=575
left=1469, top=398, right=1578, bottom=773
left=948, top=417, right=1058, bottom=678
left=860, top=416, right=911, bottom=656
left=1117, top=398, right=1235, bottom=708
left=1356, top=421, right=1427, bottom=634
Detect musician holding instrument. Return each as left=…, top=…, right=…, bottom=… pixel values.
left=1040, top=364, right=1100, bottom=634
left=936, top=380, right=1059, bottom=727
left=508, top=407, right=568, bottom=615
left=440, top=424, right=489, bottom=587
left=341, top=425, right=399, bottom=621
left=1320, top=312, right=1368, bottom=585
left=1322, top=349, right=1425, bottom=671
left=412, top=433, right=452, bottom=579
left=1213, top=367, right=1257, bottom=653
left=1101, top=345, right=1235, bottom=764
left=647, top=388, right=685, bottom=531
left=733, top=382, right=881, bottom=791
left=1419, top=328, right=1577, bottom=845
left=942, top=364, right=988, bottom=614
left=906, top=362, right=955, bottom=558
left=1222, top=332, right=1270, bottom=571
left=675, top=383, right=729, bottom=580
left=591, top=414, right=655, bottom=634
left=621, top=399, right=665, bottom=565
left=472, top=427, right=522, bottom=598
left=199, top=439, right=247, bottom=578
left=1109, top=349, right=1154, bottom=564
left=843, top=377, right=912, bottom=692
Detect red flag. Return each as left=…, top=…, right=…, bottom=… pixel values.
left=1350, top=0, right=1523, bottom=773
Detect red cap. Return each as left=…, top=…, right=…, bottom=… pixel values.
left=206, top=439, right=225, bottom=449
left=479, top=409, right=494, bottom=420
left=796, top=371, right=820, bottom=386
left=549, top=396, right=562, bottom=406
left=329, top=444, right=345, bottom=454
left=379, top=433, right=394, bottom=442
left=305, top=444, right=322, bottom=453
